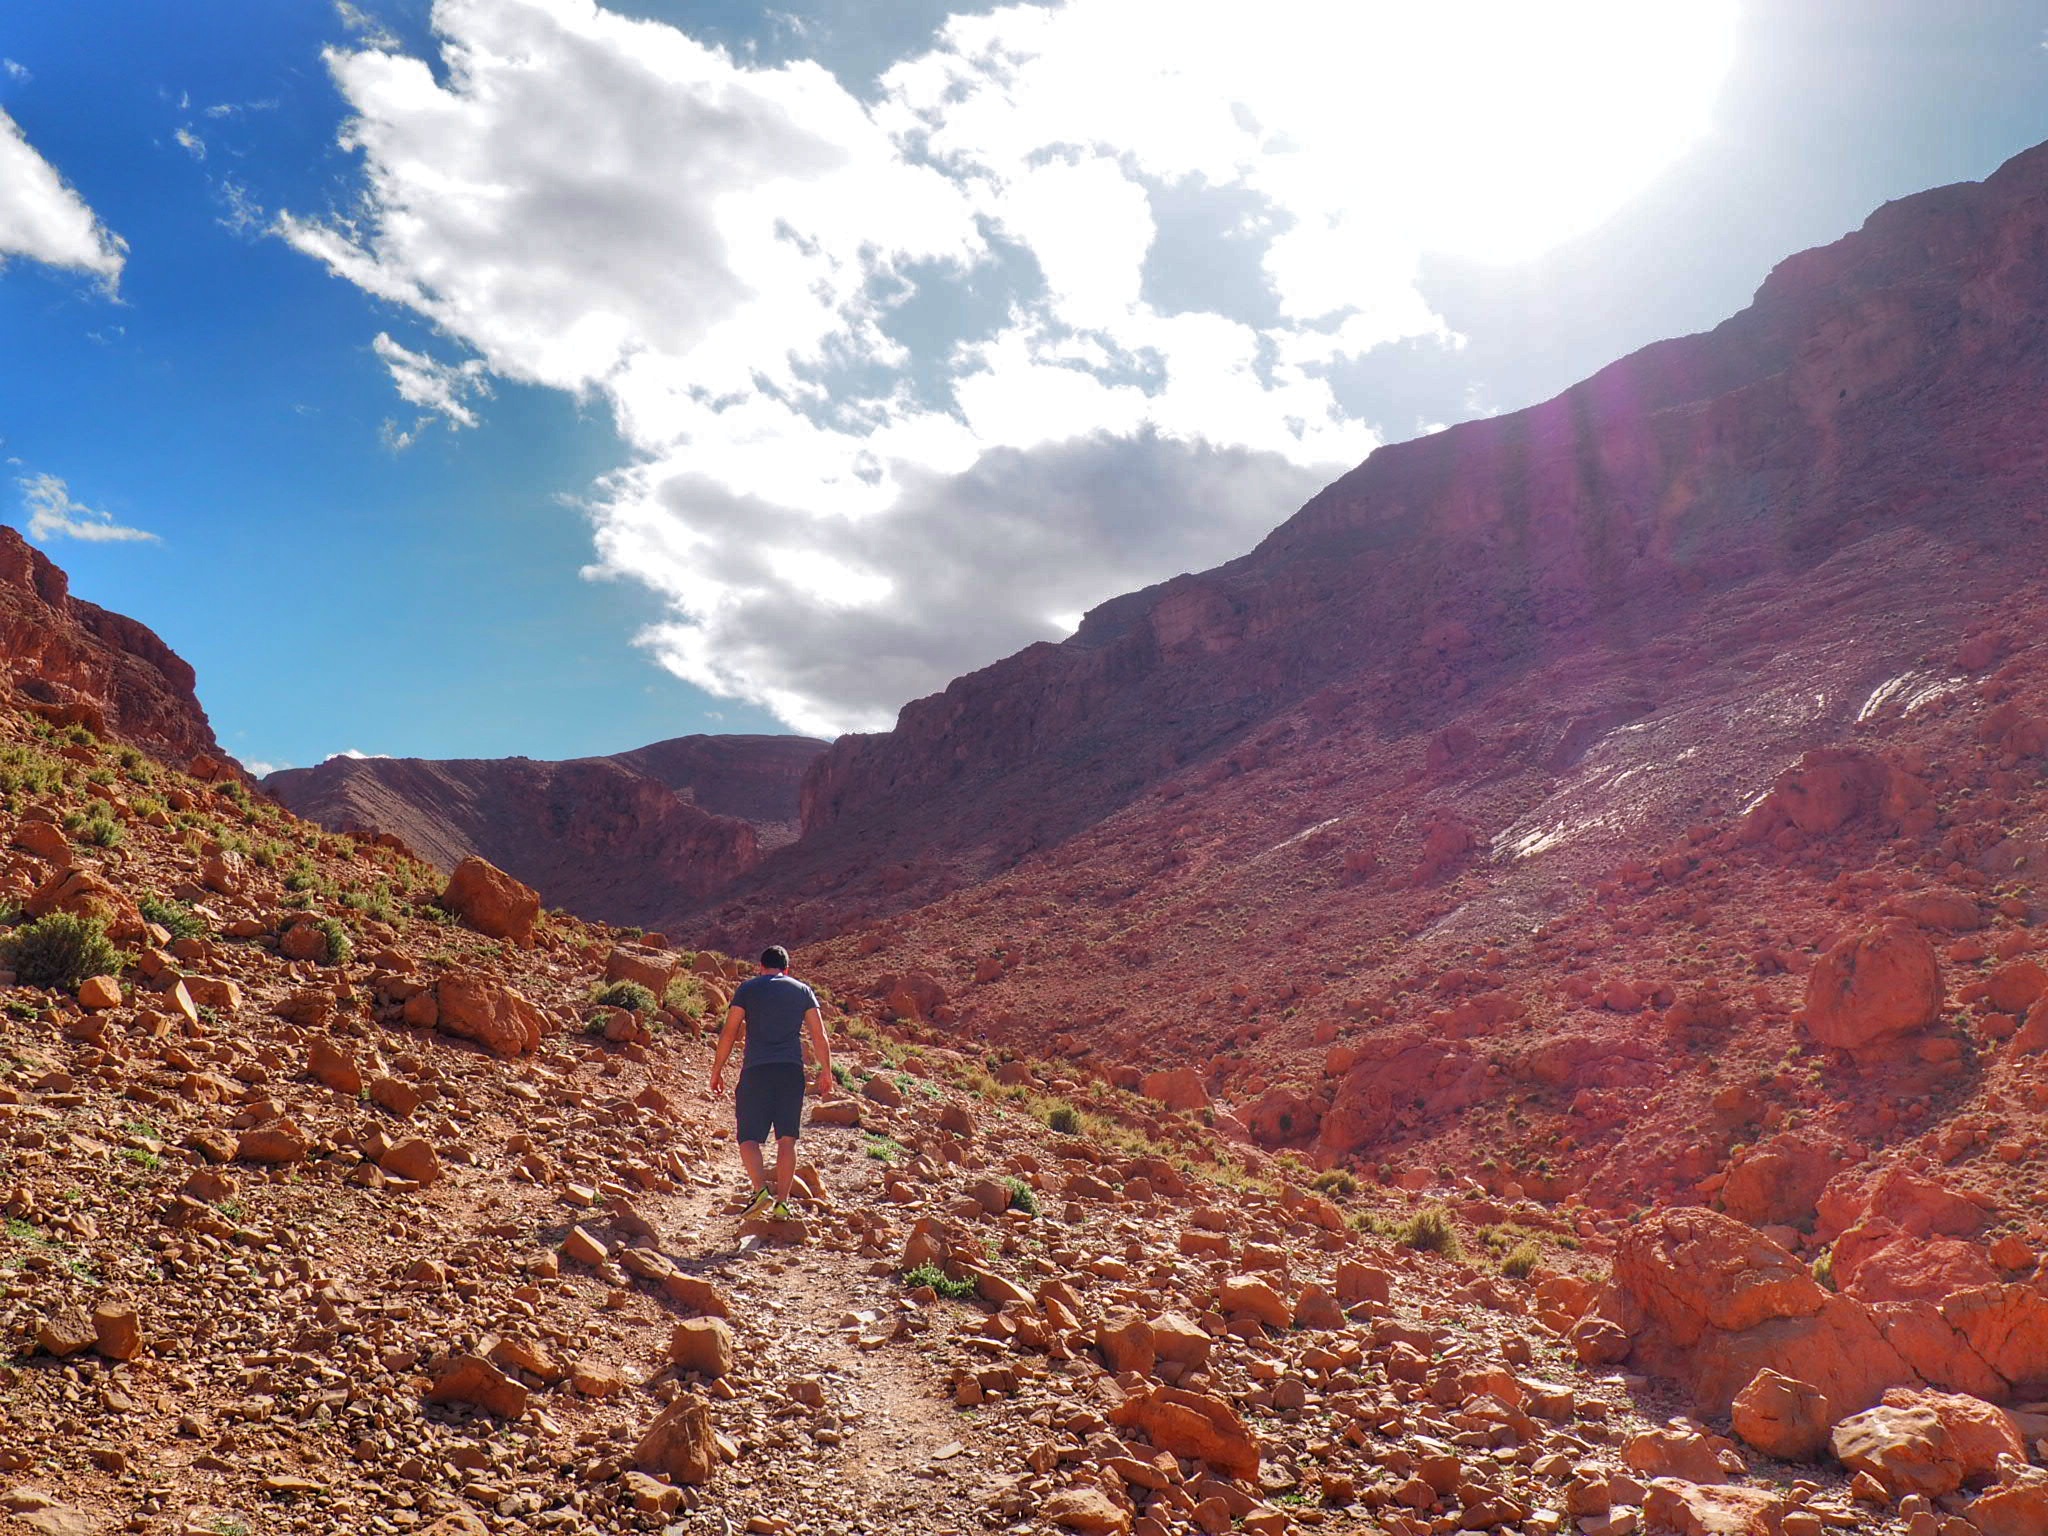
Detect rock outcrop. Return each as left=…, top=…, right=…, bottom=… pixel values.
left=0, top=524, right=226, bottom=768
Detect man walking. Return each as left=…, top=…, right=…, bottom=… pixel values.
left=709, top=945, right=834, bottom=1218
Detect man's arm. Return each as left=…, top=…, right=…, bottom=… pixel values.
left=805, top=1007, right=833, bottom=1097
left=710, top=1006, right=744, bottom=1093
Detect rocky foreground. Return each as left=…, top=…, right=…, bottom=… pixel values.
left=4, top=689, right=2045, bottom=1536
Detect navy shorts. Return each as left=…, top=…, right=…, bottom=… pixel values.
left=735, top=1064, right=805, bottom=1143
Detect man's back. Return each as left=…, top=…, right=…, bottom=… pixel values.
left=731, top=972, right=816, bottom=1068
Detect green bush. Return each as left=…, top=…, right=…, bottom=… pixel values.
left=662, top=974, right=708, bottom=1019
left=1005, top=1177, right=1039, bottom=1216
left=1311, top=1168, right=1359, bottom=1198
left=901, top=1261, right=976, bottom=1300
left=591, top=979, right=657, bottom=1014
left=1499, top=1240, right=1542, bottom=1279
left=1044, top=1102, right=1082, bottom=1135
left=139, top=893, right=205, bottom=942
left=7, top=912, right=120, bottom=990
left=64, top=808, right=123, bottom=848
left=1396, top=1205, right=1461, bottom=1257
left=315, top=918, right=353, bottom=967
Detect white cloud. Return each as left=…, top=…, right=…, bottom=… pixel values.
left=373, top=332, right=489, bottom=429
left=215, top=178, right=264, bottom=238
left=243, top=760, right=284, bottom=777
left=2, top=60, right=29, bottom=82
left=0, top=108, right=127, bottom=283
left=17, top=473, right=157, bottom=544
left=174, top=126, right=206, bottom=161
left=604, top=432, right=1330, bottom=735
left=329, top=748, right=390, bottom=760
left=334, top=2, right=402, bottom=51
left=284, top=0, right=1736, bottom=734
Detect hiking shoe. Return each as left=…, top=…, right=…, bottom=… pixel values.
left=739, top=1188, right=773, bottom=1218
left=771, top=1199, right=796, bottom=1222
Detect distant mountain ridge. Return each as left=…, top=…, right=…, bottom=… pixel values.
left=263, top=735, right=825, bottom=932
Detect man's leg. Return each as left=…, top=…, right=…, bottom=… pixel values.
left=738, top=1139, right=767, bottom=1194
left=772, top=1136, right=798, bottom=1201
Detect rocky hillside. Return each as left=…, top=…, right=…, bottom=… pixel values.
left=0, top=526, right=226, bottom=774
left=10, top=679, right=1994, bottom=1536
left=265, top=735, right=825, bottom=933
left=700, top=137, right=2048, bottom=953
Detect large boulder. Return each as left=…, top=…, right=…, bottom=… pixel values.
left=668, top=1318, right=735, bottom=1378
left=1802, top=923, right=1942, bottom=1051
left=1718, top=1132, right=1855, bottom=1228
left=1615, top=1208, right=1826, bottom=1346
left=1839, top=1232, right=1998, bottom=1304
left=605, top=944, right=676, bottom=996
left=427, top=1354, right=528, bottom=1419
left=1110, top=1384, right=1259, bottom=1479
left=1641, top=1479, right=1786, bottom=1536
left=1970, top=1459, right=2048, bottom=1536
left=633, top=1393, right=717, bottom=1485
left=1140, top=1068, right=1209, bottom=1113
left=439, top=856, right=540, bottom=944
left=433, top=972, right=545, bottom=1057
left=1614, top=1208, right=1918, bottom=1415
left=1729, top=1368, right=1831, bottom=1460
left=1244, top=1085, right=1322, bottom=1148
left=1830, top=1389, right=2023, bottom=1497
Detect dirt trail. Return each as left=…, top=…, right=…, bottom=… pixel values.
left=642, top=1083, right=993, bottom=1535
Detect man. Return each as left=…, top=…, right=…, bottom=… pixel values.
left=709, top=945, right=834, bottom=1219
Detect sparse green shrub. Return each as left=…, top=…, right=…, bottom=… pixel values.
left=592, top=979, right=656, bottom=1014
left=1499, top=1241, right=1541, bottom=1279
left=832, top=1062, right=858, bottom=1090
left=340, top=883, right=397, bottom=924
left=901, top=1261, right=975, bottom=1300
left=314, top=918, right=352, bottom=967
left=139, top=893, right=205, bottom=942
left=1044, top=1102, right=1082, bottom=1135
left=662, top=974, right=708, bottom=1019
left=1396, top=1205, right=1461, bottom=1258
left=64, top=808, right=122, bottom=848
left=1005, top=1177, right=1039, bottom=1216
left=865, top=1135, right=904, bottom=1164
left=1812, top=1248, right=1836, bottom=1292
left=6, top=912, right=120, bottom=990
left=1311, top=1169, right=1359, bottom=1198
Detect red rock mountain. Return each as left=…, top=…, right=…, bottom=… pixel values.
left=669, top=141, right=2048, bottom=1201
left=0, top=524, right=225, bottom=769
left=264, top=735, right=824, bottom=932
left=707, top=141, right=2048, bottom=951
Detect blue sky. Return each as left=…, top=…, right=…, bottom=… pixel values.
left=4, top=2, right=2048, bottom=773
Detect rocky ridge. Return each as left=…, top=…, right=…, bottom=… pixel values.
left=699, top=137, right=2048, bottom=953
left=264, top=736, right=825, bottom=933
left=0, top=526, right=225, bottom=775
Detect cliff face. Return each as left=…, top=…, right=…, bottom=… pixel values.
left=264, top=735, right=825, bottom=933
left=701, top=140, right=2048, bottom=946
left=0, top=525, right=225, bottom=768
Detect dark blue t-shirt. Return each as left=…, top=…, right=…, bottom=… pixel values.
left=731, top=973, right=818, bottom=1069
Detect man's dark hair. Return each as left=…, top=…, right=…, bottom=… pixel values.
left=761, top=945, right=790, bottom=971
